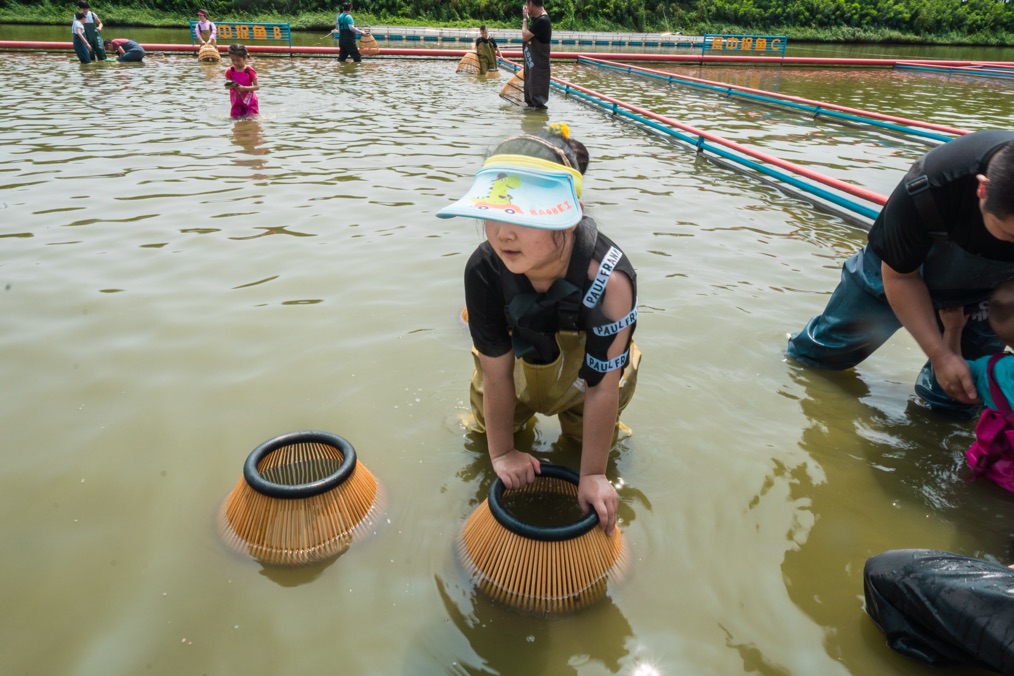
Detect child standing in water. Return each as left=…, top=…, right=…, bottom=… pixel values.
left=72, top=11, right=92, bottom=64
left=224, top=44, right=259, bottom=119
left=437, top=126, right=641, bottom=536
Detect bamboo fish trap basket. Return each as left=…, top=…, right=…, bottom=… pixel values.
left=457, top=464, right=628, bottom=614
left=499, top=69, right=525, bottom=106
left=197, top=43, right=221, bottom=62
left=219, top=430, right=383, bottom=566
left=456, top=52, right=481, bottom=74
left=359, top=33, right=380, bottom=57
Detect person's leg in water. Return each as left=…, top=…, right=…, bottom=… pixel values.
left=118, top=47, right=144, bottom=63
left=73, top=34, right=93, bottom=63
left=789, top=247, right=996, bottom=417
left=84, top=22, right=106, bottom=60
left=787, top=247, right=901, bottom=369
left=467, top=348, right=538, bottom=434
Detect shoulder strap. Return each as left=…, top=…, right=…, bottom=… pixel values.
left=904, top=157, right=948, bottom=241
left=987, top=353, right=1013, bottom=416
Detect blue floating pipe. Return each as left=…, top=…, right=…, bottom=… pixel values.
left=497, top=60, right=881, bottom=222
left=581, top=58, right=954, bottom=143
left=556, top=83, right=880, bottom=221
left=894, top=63, right=1014, bottom=80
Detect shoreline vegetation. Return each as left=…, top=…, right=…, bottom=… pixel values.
left=1, top=1, right=1012, bottom=46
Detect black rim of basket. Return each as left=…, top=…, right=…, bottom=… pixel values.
left=487, top=464, right=599, bottom=541
left=243, top=430, right=357, bottom=499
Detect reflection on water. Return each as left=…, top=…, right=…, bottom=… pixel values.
left=231, top=118, right=268, bottom=174
left=410, top=573, right=635, bottom=675
left=779, top=364, right=1014, bottom=674
left=2, top=46, right=1014, bottom=675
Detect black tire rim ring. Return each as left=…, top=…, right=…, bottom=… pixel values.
left=487, top=464, right=599, bottom=541
left=243, top=430, right=357, bottom=499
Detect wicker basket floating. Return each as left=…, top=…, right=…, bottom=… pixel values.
left=219, top=430, right=383, bottom=566
left=457, top=464, right=628, bottom=614
left=197, top=43, right=221, bottom=62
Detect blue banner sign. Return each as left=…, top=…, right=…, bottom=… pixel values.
left=702, top=34, right=787, bottom=56
left=191, top=21, right=292, bottom=47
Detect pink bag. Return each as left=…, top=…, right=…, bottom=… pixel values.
left=966, top=353, right=1014, bottom=492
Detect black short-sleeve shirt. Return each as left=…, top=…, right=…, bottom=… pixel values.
left=529, top=14, right=551, bottom=44
left=867, top=130, right=1014, bottom=274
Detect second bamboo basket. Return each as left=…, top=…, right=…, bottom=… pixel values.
left=457, top=464, right=628, bottom=614
left=219, top=430, right=384, bottom=566
left=499, top=69, right=525, bottom=106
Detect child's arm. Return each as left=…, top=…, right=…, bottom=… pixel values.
left=579, top=268, right=635, bottom=537
left=478, top=350, right=542, bottom=489
left=239, top=73, right=259, bottom=92
left=938, top=306, right=968, bottom=357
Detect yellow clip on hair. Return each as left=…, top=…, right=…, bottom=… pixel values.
left=483, top=154, right=583, bottom=198
left=548, top=122, right=570, bottom=140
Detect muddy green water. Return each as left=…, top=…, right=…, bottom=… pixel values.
left=1, top=34, right=1013, bottom=676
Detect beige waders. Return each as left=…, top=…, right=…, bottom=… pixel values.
left=469, top=331, right=640, bottom=440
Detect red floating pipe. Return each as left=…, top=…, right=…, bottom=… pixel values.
left=579, top=56, right=972, bottom=136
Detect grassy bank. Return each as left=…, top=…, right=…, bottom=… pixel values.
left=1, top=2, right=1010, bottom=46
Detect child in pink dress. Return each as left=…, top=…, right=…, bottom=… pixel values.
left=224, top=43, right=259, bottom=118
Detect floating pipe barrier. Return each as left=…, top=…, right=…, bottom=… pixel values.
left=895, top=61, right=1014, bottom=81
left=1, top=40, right=1008, bottom=71
left=498, top=59, right=885, bottom=222
left=578, top=56, right=969, bottom=142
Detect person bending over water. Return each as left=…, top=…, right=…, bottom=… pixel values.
left=438, top=125, right=641, bottom=535
left=104, top=38, right=145, bottom=63
left=787, top=130, right=1014, bottom=417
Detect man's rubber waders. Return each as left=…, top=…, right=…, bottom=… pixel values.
left=787, top=242, right=1010, bottom=415
left=476, top=41, right=496, bottom=74
left=84, top=22, right=106, bottom=61
left=469, top=331, right=641, bottom=440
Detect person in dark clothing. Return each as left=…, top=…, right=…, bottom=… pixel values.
left=786, top=130, right=1014, bottom=416
left=334, top=2, right=365, bottom=63
left=78, top=1, right=106, bottom=61
left=864, top=549, right=1014, bottom=674
left=475, top=25, right=503, bottom=75
left=521, top=0, right=551, bottom=109
left=437, top=127, right=640, bottom=537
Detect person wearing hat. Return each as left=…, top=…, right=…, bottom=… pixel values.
left=194, top=9, right=217, bottom=47
left=438, top=126, right=640, bottom=536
